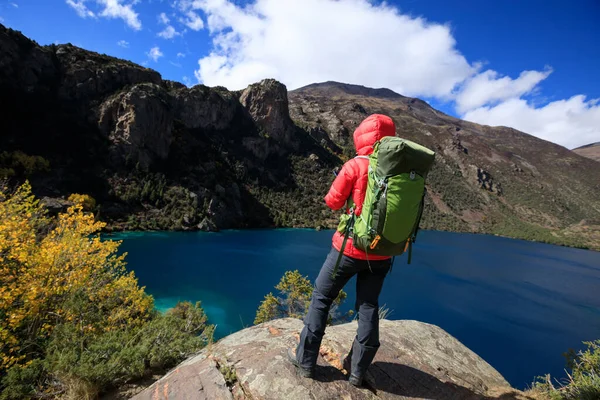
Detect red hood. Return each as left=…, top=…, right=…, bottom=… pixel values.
left=353, top=114, right=396, bottom=156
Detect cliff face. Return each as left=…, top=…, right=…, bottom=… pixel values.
left=0, top=24, right=337, bottom=233
left=130, top=318, right=529, bottom=400
left=1, top=24, right=599, bottom=249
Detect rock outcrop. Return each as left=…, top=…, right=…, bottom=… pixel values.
left=173, top=85, right=238, bottom=131
left=240, top=79, right=299, bottom=149
left=133, top=318, right=527, bottom=400
left=55, top=44, right=161, bottom=104
left=0, top=27, right=56, bottom=94
left=40, top=197, right=74, bottom=215
left=199, top=183, right=244, bottom=232
left=98, top=83, right=174, bottom=170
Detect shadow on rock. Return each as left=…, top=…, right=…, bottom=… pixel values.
left=313, top=364, right=348, bottom=383
left=370, top=362, right=533, bottom=400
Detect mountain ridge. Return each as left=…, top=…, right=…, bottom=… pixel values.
left=293, top=81, right=407, bottom=99
left=573, top=142, right=600, bottom=162
left=1, top=24, right=599, bottom=250
left=292, top=80, right=589, bottom=150
left=574, top=142, right=600, bottom=149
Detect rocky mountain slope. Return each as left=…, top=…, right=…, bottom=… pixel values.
left=289, top=82, right=600, bottom=249
left=573, top=142, right=600, bottom=162
left=0, top=24, right=338, bottom=233
left=131, top=318, right=530, bottom=400
left=1, top=24, right=599, bottom=250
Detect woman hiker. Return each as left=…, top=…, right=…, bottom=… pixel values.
left=288, top=114, right=396, bottom=387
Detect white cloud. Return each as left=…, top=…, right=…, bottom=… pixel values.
left=191, top=0, right=474, bottom=97
left=181, top=10, right=204, bottom=31
left=11, top=3, right=18, bottom=8
left=147, top=46, right=164, bottom=62
left=66, top=0, right=96, bottom=18
left=158, top=12, right=170, bottom=24
left=170, top=61, right=182, bottom=67
left=177, top=52, right=186, bottom=58
left=457, top=67, right=600, bottom=148
left=455, top=68, right=553, bottom=113
left=172, top=0, right=599, bottom=149
left=0, top=16, right=4, bottom=23
left=117, top=39, right=129, bottom=47
left=158, top=25, right=180, bottom=39
left=172, top=1, right=204, bottom=31
left=157, top=11, right=180, bottom=38
left=463, top=96, right=600, bottom=149
left=66, top=0, right=141, bottom=29
left=97, top=0, right=141, bottom=30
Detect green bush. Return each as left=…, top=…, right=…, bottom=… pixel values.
left=531, top=340, right=600, bottom=400
left=0, top=301, right=214, bottom=399
left=44, top=302, right=213, bottom=391
left=0, top=151, right=49, bottom=178
left=0, top=360, right=45, bottom=400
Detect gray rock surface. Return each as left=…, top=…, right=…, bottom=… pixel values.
left=97, top=83, right=173, bottom=170
left=40, top=197, right=74, bottom=215
left=206, top=183, right=244, bottom=229
left=240, top=79, right=298, bottom=149
left=133, top=318, right=526, bottom=400
left=0, top=26, right=56, bottom=93
left=173, top=84, right=238, bottom=130
left=54, top=44, right=161, bottom=102
left=197, top=217, right=218, bottom=232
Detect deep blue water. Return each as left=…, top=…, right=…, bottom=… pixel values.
left=108, top=229, right=600, bottom=389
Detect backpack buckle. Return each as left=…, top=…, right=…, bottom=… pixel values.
left=410, top=171, right=416, bottom=180
left=403, top=238, right=412, bottom=253
left=370, top=235, right=381, bottom=249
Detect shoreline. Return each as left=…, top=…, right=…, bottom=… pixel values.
left=103, top=226, right=600, bottom=253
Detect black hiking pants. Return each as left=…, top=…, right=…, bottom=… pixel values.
left=296, top=247, right=392, bottom=378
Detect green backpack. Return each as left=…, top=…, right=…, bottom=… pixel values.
left=336, top=136, right=436, bottom=267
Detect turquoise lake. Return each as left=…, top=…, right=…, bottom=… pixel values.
left=108, top=229, right=600, bottom=389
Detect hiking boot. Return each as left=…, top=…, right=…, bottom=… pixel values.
left=343, top=355, right=377, bottom=388
left=342, top=355, right=364, bottom=387
left=287, top=348, right=315, bottom=379
left=348, top=374, right=363, bottom=387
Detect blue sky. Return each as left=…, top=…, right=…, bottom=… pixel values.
left=1, top=0, right=599, bottom=149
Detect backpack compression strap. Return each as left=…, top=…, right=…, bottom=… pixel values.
left=406, top=189, right=427, bottom=264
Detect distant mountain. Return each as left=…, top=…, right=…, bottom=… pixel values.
left=295, top=81, right=406, bottom=99
left=573, top=142, right=600, bottom=162
left=1, top=24, right=598, bottom=250
left=289, top=81, right=600, bottom=250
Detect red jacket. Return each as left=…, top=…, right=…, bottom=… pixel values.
left=325, top=114, right=396, bottom=260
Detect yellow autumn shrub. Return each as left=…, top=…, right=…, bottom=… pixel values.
left=0, top=183, right=214, bottom=400
left=67, top=193, right=96, bottom=211
left=0, top=182, right=153, bottom=373
left=0, top=182, right=214, bottom=398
